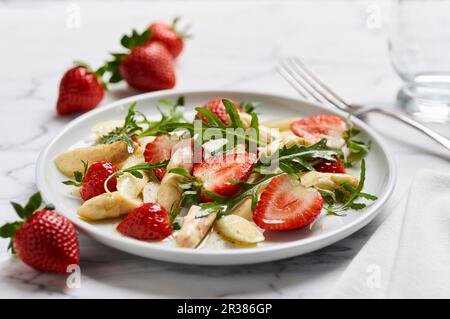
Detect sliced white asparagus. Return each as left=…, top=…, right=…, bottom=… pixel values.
left=77, top=191, right=141, bottom=220
left=157, top=141, right=193, bottom=212
left=228, top=197, right=253, bottom=221
left=116, top=147, right=148, bottom=199
left=215, top=215, right=264, bottom=245
left=142, top=182, right=160, bottom=203
left=263, top=117, right=300, bottom=131
left=239, top=112, right=276, bottom=143
left=55, top=141, right=134, bottom=177
left=299, top=171, right=358, bottom=191
left=176, top=205, right=217, bottom=248
left=202, top=138, right=228, bottom=159
left=259, top=131, right=308, bottom=157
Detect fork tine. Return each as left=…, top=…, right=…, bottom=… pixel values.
left=277, top=66, right=313, bottom=101
left=279, top=59, right=328, bottom=104
left=291, top=57, right=352, bottom=108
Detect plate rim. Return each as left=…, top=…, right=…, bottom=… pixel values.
left=36, top=88, right=396, bottom=261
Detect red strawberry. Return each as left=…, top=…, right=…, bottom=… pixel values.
left=79, top=161, right=118, bottom=201
left=149, top=19, right=185, bottom=58
left=314, top=159, right=346, bottom=173
left=253, top=174, right=323, bottom=231
left=119, top=41, right=175, bottom=91
left=56, top=66, right=104, bottom=115
left=196, top=98, right=242, bottom=125
left=290, top=114, right=347, bottom=148
left=117, top=203, right=172, bottom=240
left=0, top=192, right=79, bottom=273
left=144, top=135, right=179, bottom=180
left=193, top=152, right=257, bottom=201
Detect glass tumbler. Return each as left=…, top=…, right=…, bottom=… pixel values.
left=389, top=0, right=450, bottom=123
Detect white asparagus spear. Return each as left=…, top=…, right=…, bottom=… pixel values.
left=176, top=205, right=217, bottom=248
left=77, top=191, right=141, bottom=221
left=157, top=140, right=193, bottom=212
left=299, top=171, right=358, bottom=191
left=215, top=215, right=264, bottom=245
left=55, top=141, right=134, bottom=178
left=116, top=147, right=148, bottom=200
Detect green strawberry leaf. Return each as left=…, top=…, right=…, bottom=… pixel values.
left=0, top=221, right=23, bottom=238
left=23, top=192, right=42, bottom=219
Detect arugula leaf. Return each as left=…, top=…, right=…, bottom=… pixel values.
left=239, top=101, right=259, bottom=114
left=323, top=159, right=378, bottom=215
left=257, top=139, right=339, bottom=175
left=62, top=160, right=88, bottom=187
left=97, top=102, right=142, bottom=153
left=192, top=99, right=262, bottom=151
left=194, top=173, right=278, bottom=219
left=97, top=97, right=187, bottom=152
left=168, top=168, right=203, bottom=208
left=138, top=97, right=188, bottom=137
left=344, top=116, right=371, bottom=166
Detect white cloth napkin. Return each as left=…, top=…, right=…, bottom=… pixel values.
left=330, top=168, right=450, bottom=298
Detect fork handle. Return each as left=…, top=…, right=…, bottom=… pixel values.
left=355, top=107, right=450, bottom=151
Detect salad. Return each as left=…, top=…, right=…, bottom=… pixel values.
left=55, top=97, right=376, bottom=249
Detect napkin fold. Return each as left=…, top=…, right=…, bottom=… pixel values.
left=330, top=168, right=450, bottom=298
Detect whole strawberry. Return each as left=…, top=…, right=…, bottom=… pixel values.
left=0, top=192, right=79, bottom=273
left=56, top=64, right=105, bottom=115
left=120, top=41, right=176, bottom=91
left=103, top=29, right=176, bottom=92
left=117, top=202, right=172, bottom=240
left=149, top=17, right=189, bottom=58
left=63, top=160, right=118, bottom=201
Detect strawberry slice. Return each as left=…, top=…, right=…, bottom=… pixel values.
left=117, top=203, right=172, bottom=240
left=144, top=135, right=178, bottom=180
left=196, top=98, right=242, bottom=125
left=193, top=152, right=257, bottom=201
left=313, top=158, right=346, bottom=173
left=290, top=114, right=347, bottom=148
left=253, top=174, right=323, bottom=231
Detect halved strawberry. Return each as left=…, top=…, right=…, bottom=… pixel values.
left=193, top=152, right=257, bottom=201
left=117, top=202, right=172, bottom=240
left=253, top=174, right=323, bottom=231
left=195, top=98, right=242, bottom=125
left=290, top=114, right=347, bottom=148
left=314, top=158, right=346, bottom=173
left=144, top=135, right=179, bottom=180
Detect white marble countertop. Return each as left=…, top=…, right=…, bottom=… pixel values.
left=0, top=0, right=449, bottom=298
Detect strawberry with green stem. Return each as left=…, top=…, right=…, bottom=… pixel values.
left=0, top=192, right=79, bottom=273
left=102, top=28, right=176, bottom=91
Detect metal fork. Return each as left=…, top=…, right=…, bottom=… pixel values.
left=278, top=57, right=450, bottom=151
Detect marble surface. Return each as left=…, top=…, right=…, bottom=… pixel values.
left=0, top=0, right=449, bottom=298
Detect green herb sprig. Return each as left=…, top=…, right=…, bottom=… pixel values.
left=321, top=159, right=378, bottom=216
left=97, top=102, right=142, bottom=153
left=344, top=116, right=371, bottom=166
left=62, top=161, right=88, bottom=187
left=256, top=139, right=340, bottom=175
left=103, top=160, right=170, bottom=192
left=97, top=97, right=187, bottom=153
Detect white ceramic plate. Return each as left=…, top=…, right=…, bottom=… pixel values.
left=36, top=89, right=396, bottom=265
